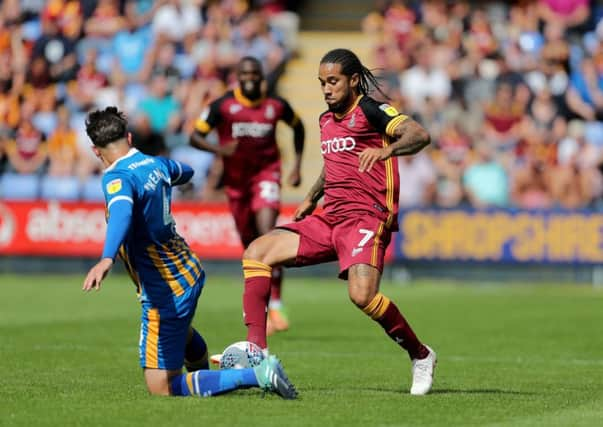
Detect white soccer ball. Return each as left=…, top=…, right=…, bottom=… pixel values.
left=219, top=341, right=265, bottom=369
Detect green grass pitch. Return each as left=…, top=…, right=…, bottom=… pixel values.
left=1, top=272, right=602, bottom=426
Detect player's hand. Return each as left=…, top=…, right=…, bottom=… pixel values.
left=294, top=198, right=316, bottom=221
left=358, top=147, right=393, bottom=173
left=217, top=141, right=238, bottom=157
left=83, top=258, right=114, bottom=292
left=287, top=168, right=302, bottom=187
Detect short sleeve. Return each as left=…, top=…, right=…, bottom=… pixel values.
left=276, top=97, right=300, bottom=127
left=102, top=171, right=135, bottom=211
left=194, top=98, right=222, bottom=135
left=359, top=97, right=409, bottom=138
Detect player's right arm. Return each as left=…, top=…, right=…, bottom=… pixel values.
left=83, top=172, right=135, bottom=291
left=294, top=166, right=325, bottom=221
left=189, top=98, right=238, bottom=157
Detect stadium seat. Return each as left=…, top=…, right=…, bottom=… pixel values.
left=40, top=176, right=81, bottom=201
left=0, top=173, right=40, bottom=200
left=81, top=175, right=105, bottom=201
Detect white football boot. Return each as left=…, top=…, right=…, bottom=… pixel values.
left=410, top=345, right=437, bottom=395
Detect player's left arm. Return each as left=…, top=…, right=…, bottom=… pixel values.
left=358, top=99, right=430, bottom=172
left=279, top=97, right=305, bottom=187
left=83, top=173, right=135, bottom=292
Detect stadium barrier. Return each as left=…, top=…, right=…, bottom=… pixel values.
left=396, top=208, right=603, bottom=264
left=2, top=201, right=602, bottom=267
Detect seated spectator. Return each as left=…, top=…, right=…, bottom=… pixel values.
left=483, top=82, right=524, bottom=149
left=32, top=14, right=78, bottom=82
left=566, top=56, right=603, bottom=121
left=5, top=117, right=47, bottom=175
left=66, top=48, right=108, bottom=111
left=138, top=74, right=181, bottom=134
left=151, top=0, right=202, bottom=50
left=397, top=153, right=437, bottom=208
left=462, top=141, right=509, bottom=208
left=510, top=157, right=553, bottom=209
left=111, top=16, right=154, bottom=82
left=84, top=0, right=126, bottom=39
left=46, top=104, right=78, bottom=176
left=537, top=0, right=590, bottom=31
left=400, top=42, right=452, bottom=116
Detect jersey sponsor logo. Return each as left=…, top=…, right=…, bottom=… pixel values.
left=229, top=104, right=243, bottom=114
left=232, top=122, right=273, bottom=138
left=107, top=179, right=122, bottom=194
left=265, top=105, right=275, bottom=119
left=127, top=158, right=154, bottom=170
left=379, top=103, right=399, bottom=117
left=321, top=136, right=356, bottom=154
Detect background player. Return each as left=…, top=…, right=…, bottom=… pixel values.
left=240, top=49, right=437, bottom=395
left=82, top=107, right=297, bottom=399
left=190, top=56, right=305, bottom=335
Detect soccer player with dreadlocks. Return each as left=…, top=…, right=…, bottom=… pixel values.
left=239, top=48, right=437, bottom=395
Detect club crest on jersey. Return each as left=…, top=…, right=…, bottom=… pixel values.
left=379, top=103, right=399, bottom=117
left=348, top=112, right=356, bottom=128
left=229, top=104, right=243, bottom=114
left=265, top=105, right=275, bottom=119
left=106, top=178, right=122, bottom=194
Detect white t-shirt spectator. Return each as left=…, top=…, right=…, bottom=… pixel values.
left=400, top=65, right=451, bottom=112
left=152, top=2, right=202, bottom=42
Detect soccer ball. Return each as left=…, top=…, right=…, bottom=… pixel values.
left=219, top=341, right=265, bottom=369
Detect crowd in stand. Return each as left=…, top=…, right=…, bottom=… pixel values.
left=3, top=0, right=603, bottom=210
left=364, top=0, right=603, bottom=210
left=0, top=0, right=298, bottom=200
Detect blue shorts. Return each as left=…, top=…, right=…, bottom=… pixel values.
left=138, top=277, right=204, bottom=370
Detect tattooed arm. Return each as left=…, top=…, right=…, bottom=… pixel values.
left=358, top=118, right=430, bottom=173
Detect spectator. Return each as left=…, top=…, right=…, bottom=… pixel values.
left=463, top=141, right=509, bottom=208
left=46, top=104, right=78, bottom=176
left=5, top=117, right=47, bottom=175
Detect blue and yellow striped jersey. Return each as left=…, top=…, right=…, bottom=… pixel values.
left=101, top=148, right=203, bottom=302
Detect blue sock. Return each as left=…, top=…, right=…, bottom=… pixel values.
left=170, top=369, right=259, bottom=397
left=185, top=328, right=209, bottom=371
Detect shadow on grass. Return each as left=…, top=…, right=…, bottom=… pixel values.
left=431, top=389, right=535, bottom=395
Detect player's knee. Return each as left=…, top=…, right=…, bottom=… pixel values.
left=348, top=290, right=373, bottom=308
left=243, top=237, right=270, bottom=264
left=145, top=381, right=171, bottom=396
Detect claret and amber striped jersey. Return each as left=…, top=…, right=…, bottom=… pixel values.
left=101, top=148, right=204, bottom=303
left=319, top=95, right=408, bottom=229
left=194, top=88, right=300, bottom=188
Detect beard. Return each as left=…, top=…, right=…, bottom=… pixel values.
left=326, top=90, right=353, bottom=114
left=242, top=80, right=262, bottom=100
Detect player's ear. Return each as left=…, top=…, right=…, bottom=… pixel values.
left=91, top=146, right=101, bottom=159
left=127, top=132, right=132, bottom=147
left=350, top=73, right=360, bottom=90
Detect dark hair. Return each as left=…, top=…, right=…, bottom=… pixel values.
left=320, top=48, right=388, bottom=99
left=238, top=56, right=264, bottom=76
left=85, top=106, right=128, bottom=147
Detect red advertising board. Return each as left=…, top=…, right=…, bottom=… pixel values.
left=0, top=201, right=394, bottom=262
left=0, top=201, right=293, bottom=259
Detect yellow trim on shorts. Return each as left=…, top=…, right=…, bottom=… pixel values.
left=145, top=309, right=160, bottom=368
left=371, top=222, right=385, bottom=267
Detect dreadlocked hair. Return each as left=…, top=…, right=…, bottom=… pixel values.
left=85, top=106, right=128, bottom=147
left=320, top=48, right=389, bottom=100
